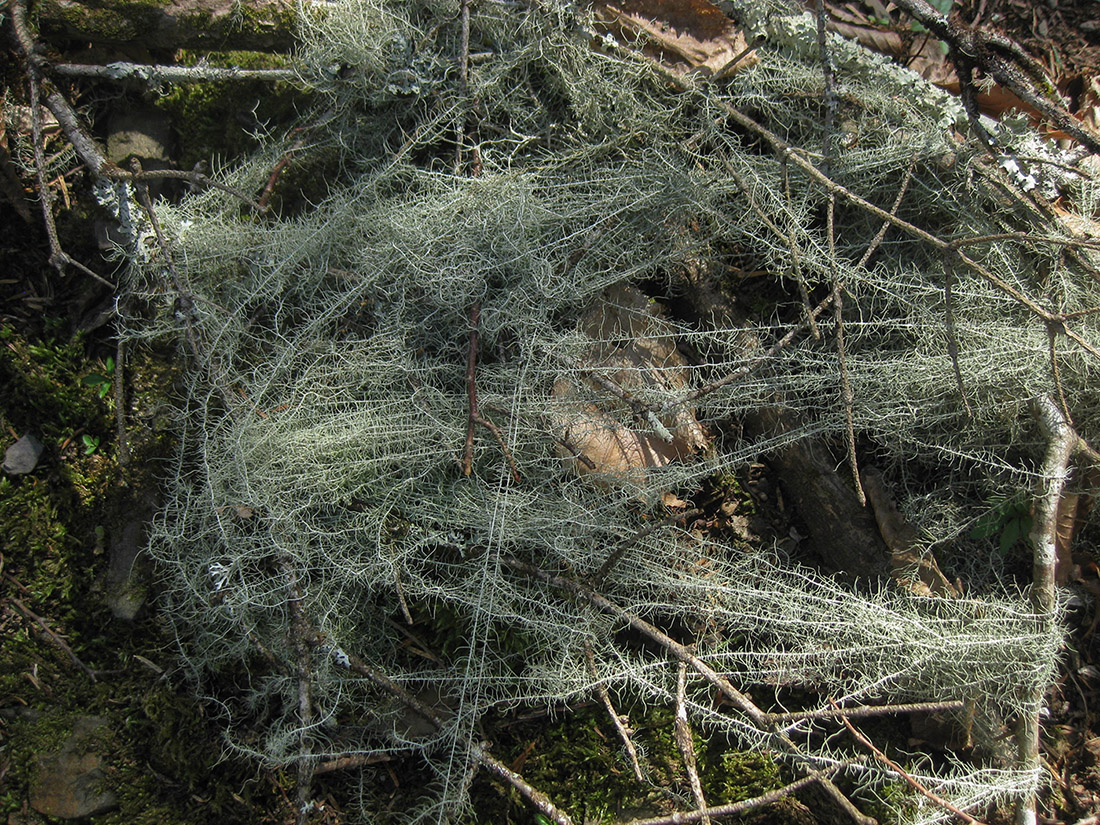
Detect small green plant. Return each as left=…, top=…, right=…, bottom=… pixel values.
left=969, top=495, right=1033, bottom=555
left=82, top=434, right=101, bottom=455
left=82, top=357, right=115, bottom=399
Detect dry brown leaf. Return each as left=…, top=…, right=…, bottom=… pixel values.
left=552, top=283, right=709, bottom=482
left=592, top=0, right=759, bottom=78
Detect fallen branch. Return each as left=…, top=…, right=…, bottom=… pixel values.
left=767, top=699, right=967, bottom=725
left=53, top=61, right=298, bottom=84
left=282, top=561, right=317, bottom=825
left=1016, top=396, right=1077, bottom=825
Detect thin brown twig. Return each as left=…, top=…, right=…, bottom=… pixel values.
left=463, top=302, right=522, bottom=483
left=942, top=252, right=974, bottom=418
left=674, top=662, right=710, bottom=825
left=593, top=508, right=703, bottom=585
left=831, top=699, right=990, bottom=825
left=767, top=699, right=966, bottom=724
left=257, top=137, right=306, bottom=211
left=584, top=642, right=644, bottom=782
left=1048, top=323, right=1074, bottom=429
left=9, top=596, right=98, bottom=682
left=828, top=196, right=865, bottom=507
left=620, top=765, right=846, bottom=825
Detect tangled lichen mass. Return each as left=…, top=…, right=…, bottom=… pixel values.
left=106, top=0, right=1100, bottom=821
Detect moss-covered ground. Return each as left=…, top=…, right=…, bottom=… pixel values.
left=0, top=317, right=298, bottom=825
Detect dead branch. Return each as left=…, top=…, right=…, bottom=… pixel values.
left=313, top=753, right=391, bottom=774
left=674, top=663, right=711, bottom=825
left=585, top=642, right=644, bottom=782
left=886, top=0, right=1100, bottom=156
left=53, top=61, right=298, bottom=84
left=621, top=766, right=845, bottom=825
left=832, top=700, right=990, bottom=825
left=503, top=557, right=876, bottom=825
left=282, top=561, right=317, bottom=825
left=1016, top=397, right=1078, bottom=825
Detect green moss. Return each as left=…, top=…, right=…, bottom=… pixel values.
left=47, top=0, right=170, bottom=43
left=153, top=51, right=310, bottom=169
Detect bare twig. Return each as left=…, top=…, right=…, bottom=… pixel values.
left=887, top=0, right=1100, bottom=155
left=767, top=699, right=966, bottom=724
left=314, top=753, right=390, bottom=774
left=9, top=596, right=98, bottom=682
left=585, top=642, right=644, bottom=782
left=53, top=61, right=298, bottom=84
left=942, top=253, right=974, bottom=418
left=674, top=663, right=710, bottom=825
left=454, top=0, right=473, bottom=175
left=828, top=199, right=865, bottom=507
left=257, top=138, right=305, bottom=211
left=832, top=699, right=990, bottom=825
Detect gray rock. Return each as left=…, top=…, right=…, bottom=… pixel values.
left=29, top=716, right=118, bottom=819
left=3, top=434, right=44, bottom=475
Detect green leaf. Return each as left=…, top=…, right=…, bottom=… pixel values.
left=82, top=373, right=108, bottom=387
left=999, top=519, right=1021, bottom=554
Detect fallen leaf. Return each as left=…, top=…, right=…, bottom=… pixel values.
left=592, top=0, right=759, bottom=78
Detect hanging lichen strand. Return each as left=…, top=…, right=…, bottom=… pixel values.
left=117, top=0, right=1100, bottom=821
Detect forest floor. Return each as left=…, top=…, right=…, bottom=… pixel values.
left=2, top=1, right=1100, bottom=823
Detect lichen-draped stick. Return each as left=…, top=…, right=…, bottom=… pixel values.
left=581, top=24, right=1100, bottom=364
left=462, top=302, right=522, bottom=482
left=505, top=557, right=878, bottom=825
